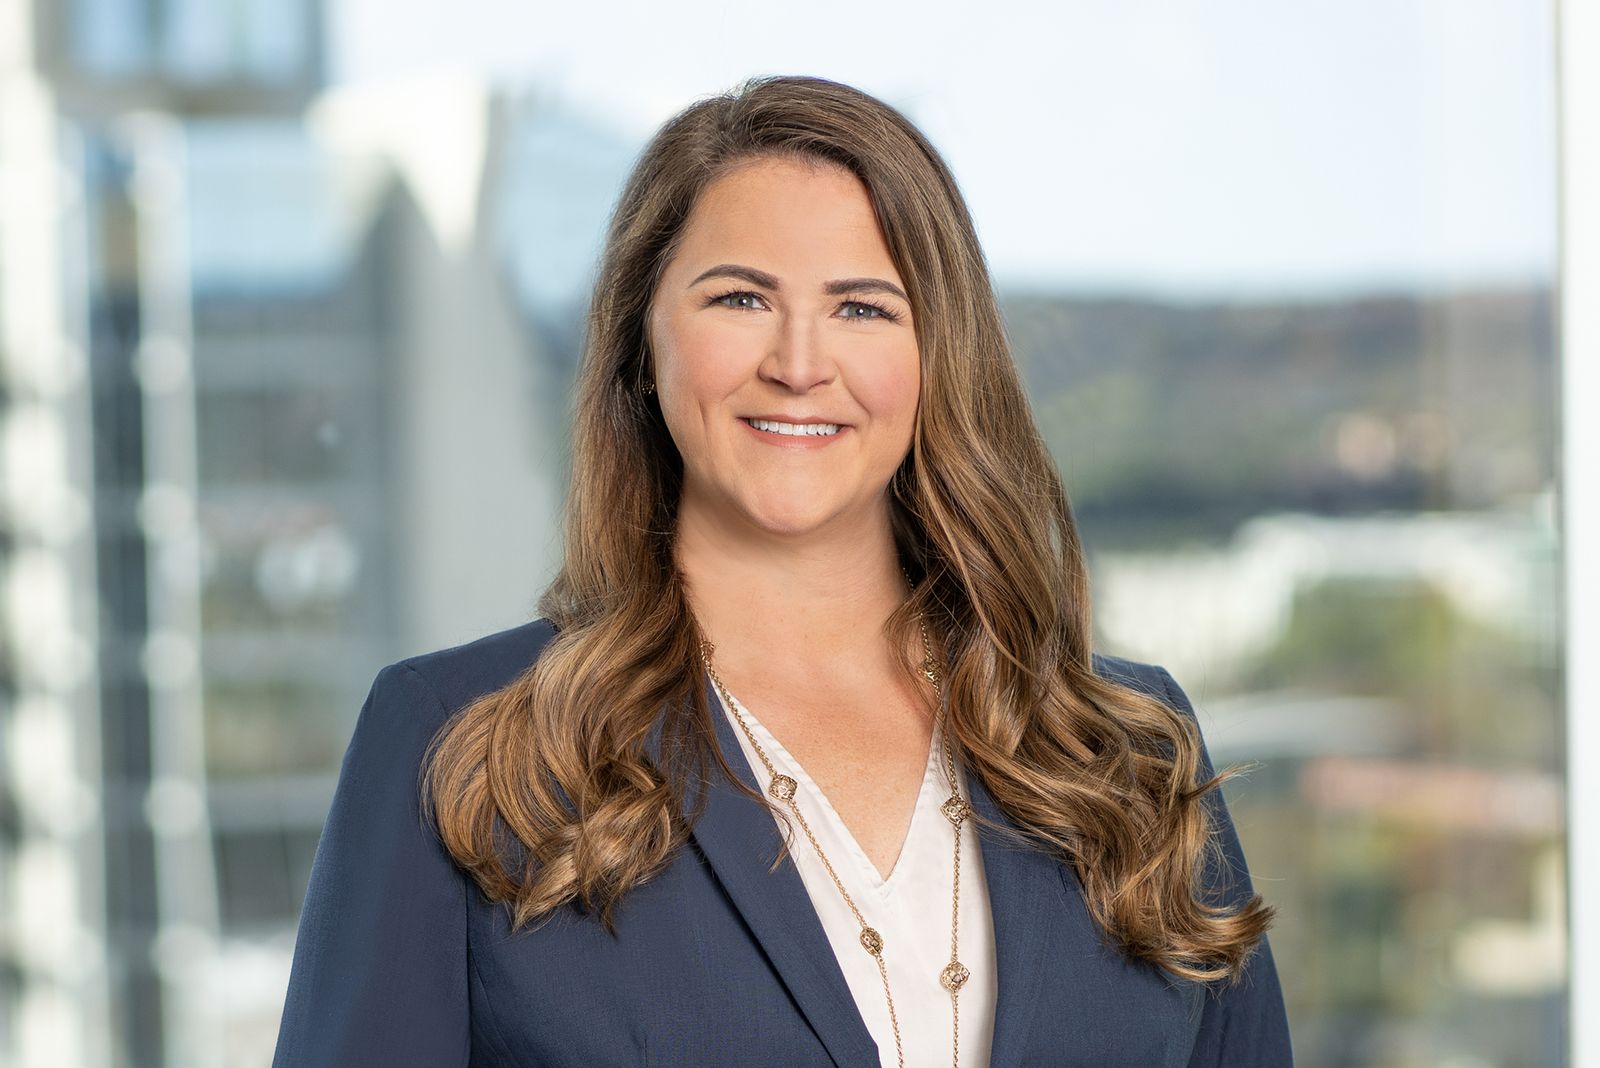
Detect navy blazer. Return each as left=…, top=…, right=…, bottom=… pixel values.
left=271, top=617, right=1293, bottom=1066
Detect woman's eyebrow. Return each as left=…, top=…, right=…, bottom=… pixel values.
left=688, top=263, right=908, bottom=302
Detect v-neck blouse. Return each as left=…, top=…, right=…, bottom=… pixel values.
left=713, top=684, right=999, bottom=1068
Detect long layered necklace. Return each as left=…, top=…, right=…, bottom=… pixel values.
left=697, top=571, right=972, bottom=1068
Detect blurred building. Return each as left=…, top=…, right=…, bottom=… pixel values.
left=1089, top=498, right=1565, bottom=1065
left=1093, top=498, right=1559, bottom=688
left=1, top=2, right=571, bottom=1064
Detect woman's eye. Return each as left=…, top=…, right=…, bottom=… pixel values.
left=840, top=299, right=900, bottom=323
left=712, top=290, right=766, bottom=310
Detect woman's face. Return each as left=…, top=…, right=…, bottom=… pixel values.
left=647, top=156, right=920, bottom=543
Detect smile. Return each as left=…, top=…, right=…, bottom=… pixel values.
left=745, top=418, right=841, bottom=437
left=740, top=417, right=849, bottom=448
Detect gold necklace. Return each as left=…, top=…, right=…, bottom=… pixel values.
left=697, top=570, right=971, bottom=1068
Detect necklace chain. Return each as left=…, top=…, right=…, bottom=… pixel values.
left=697, top=566, right=969, bottom=1068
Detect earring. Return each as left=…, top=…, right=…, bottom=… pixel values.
left=642, top=380, right=655, bottom=395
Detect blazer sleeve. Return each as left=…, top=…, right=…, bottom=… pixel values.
left=1150, top=665, right=1295, bottom=1068
left=271, top=662, right=471, bottom=1068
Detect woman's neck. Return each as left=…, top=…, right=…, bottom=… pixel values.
left=673, top=503, right=912, bottom=676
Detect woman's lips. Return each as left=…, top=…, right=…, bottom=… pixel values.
left=739, top=417, right=850, bottom=449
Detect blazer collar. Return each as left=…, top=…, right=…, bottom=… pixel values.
left=653, top=670, right=1060, bottom=1068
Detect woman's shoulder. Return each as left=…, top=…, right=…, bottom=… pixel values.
left=1089, top=651, right=1210, bottom=745
left=384, top=616, right=561, bottom=716
left=1090, top=649, right=1177, bottom=700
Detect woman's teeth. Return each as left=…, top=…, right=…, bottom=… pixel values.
left=746, top=418, right=841, bottom=437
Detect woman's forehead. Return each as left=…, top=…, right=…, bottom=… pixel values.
left=670, top=161, right=900, bottom=283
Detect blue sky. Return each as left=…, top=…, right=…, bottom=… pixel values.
left=328, top=0, right=1556, bottom=300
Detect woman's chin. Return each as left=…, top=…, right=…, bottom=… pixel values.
left=680, top=480, right=883, bottom=540
left=734, top=493, right=873, bottom=539
left=743, top=508, right=843, bottom=538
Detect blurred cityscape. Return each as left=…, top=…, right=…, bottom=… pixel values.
left=0, top=1, right=1563, bottom=1066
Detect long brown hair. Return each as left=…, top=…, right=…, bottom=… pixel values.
left=420, top=73, right=1274, bottom=983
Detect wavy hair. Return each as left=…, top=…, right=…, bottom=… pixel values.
left=420, top=73, right=1274, bottom=983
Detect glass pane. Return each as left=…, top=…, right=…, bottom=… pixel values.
left=69, top=0, right=151, bottom=76
left=162, top=0, right=313, bottom=85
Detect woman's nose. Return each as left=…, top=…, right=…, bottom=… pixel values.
left=759, top=313, right=836, bottom=391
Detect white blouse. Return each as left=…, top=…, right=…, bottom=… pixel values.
left=712, top=684, right=999, bottom=1068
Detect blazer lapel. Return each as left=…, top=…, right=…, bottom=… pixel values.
left=650, top=671, right=1066, bottom=1068
left=966, top=765, right=1062, bottom=1067
left=654, top=672, right=881, bottom=1068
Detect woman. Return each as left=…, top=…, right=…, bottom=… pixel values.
left=273, top=74, right=1292, bottom=1067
